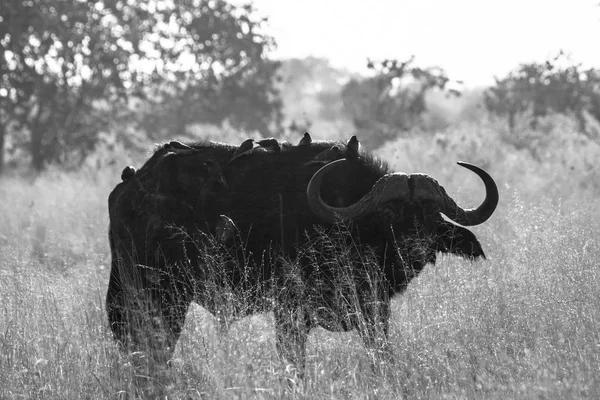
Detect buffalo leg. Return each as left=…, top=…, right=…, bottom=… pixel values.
left=147, top=287, right=191, bottom=363
left=107, top=267, right=191, bottom=364
left=106, top=266, right=131, bottom=349
left=273, top=258, right=309, bottom=374
left=274, top=302, right=308, bottom=375
left=356, top=298, right=394, bottom=368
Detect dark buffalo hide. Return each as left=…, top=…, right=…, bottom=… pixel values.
left=106, top=134, right=498, bottom=369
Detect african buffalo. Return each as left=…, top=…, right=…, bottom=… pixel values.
left=106, top=134, right=498, bottom=370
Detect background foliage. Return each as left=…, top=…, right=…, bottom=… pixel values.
left=2, top=0, right=599, bottom=171
left=484, top=51, right=600, bottom=135
left=0, top=0, right=281, bottom=171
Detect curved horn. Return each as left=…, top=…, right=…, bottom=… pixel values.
left=307, top=159, right=411, bottom=222
left=307, top=160, right=499, bottom=226
left=436, top=162, right=499, bottom=226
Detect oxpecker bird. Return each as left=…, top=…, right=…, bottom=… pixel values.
left=229, top=139, right=254, bottom=164
left=168, top=140, right=194, bottom=150
left=121, top=166, right=136, bottom=182
left=305, top=146, right=340, bottom=166
left=347, top=135, right=360, bottom=154
left=298, top=132, right=312, bottom=146
left=257, top=138, right=281, bottom=152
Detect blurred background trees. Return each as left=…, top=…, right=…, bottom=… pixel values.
left=484, top=52, right=600, bottom=137
left=1, top=0, right=599, bottom=173
left=340, top=57, right=460, bottom=149
left=0, top=0, right=281, bottom=172
left=1, top=0, right=134, bottom=172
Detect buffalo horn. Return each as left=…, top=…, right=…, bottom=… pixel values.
left=307, top=159, right=498, bottom=225
left=307, top=159, right=410, bottom=221
left=436, top=162, right=498, bottom=226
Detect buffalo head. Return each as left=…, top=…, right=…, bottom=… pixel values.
left=306, top=158, right=498, bottom=288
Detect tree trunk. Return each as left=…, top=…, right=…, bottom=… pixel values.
left=30, top=126, right=45, bottom=172
left=508, top=110, right=516, bottom=132
left=30, top=106, right=46, bottom=172
left=0, top=121, right=5, bottom=175
left=29, top=101, right=46, bottom=172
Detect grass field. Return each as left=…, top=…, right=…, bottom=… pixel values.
left=1, top=120, right=599, bottom=399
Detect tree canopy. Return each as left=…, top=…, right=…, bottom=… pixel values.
left=484, top=52, right=600, bottom=136
left=0, top=0, right=282, bottom=171
left=341, top=57, right=459, bottom=149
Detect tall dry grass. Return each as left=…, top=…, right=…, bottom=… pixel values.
left=1, top=117, right=599, bottom=399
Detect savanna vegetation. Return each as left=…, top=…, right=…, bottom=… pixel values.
left=1, top=0, right=600, bottom=398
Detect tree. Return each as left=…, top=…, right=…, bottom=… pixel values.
left=126, top=0, right=282, bottom=139
left=277, top=57, right=354, bottom=139
left=0, top=0, right=138, bottom=171
left=341, top=57, right=459, bottom=149
left=0, top=0, right=282, bottom=171
left=484, top=52, right=600, bottom=135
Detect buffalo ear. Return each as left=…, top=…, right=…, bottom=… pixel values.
left=216, top=215, right=237, bottom=242
left=435, top=221, right=485, bottom=260
left=347, top=135, right=360, bottom=155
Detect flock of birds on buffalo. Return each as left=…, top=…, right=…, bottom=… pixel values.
left=105, top=132, right=499, bottom=371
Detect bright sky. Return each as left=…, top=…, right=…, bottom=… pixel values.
left=238, top=0, right=600, bottom=86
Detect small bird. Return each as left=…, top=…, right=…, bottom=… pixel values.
left=347, top=135, right=360, bottom=154
left=305, top=146, right=340, bottom=166
left=121, top=166, right=136, bottom=182
left=257, top=138, right=280, bottom=152
left=229, top=139, right=254, bottom=164
left=167, top=140, right=194, bottom=150
left=314, top=145, right=340, bottom=162
left=298, top=132, right=312, bottom=146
